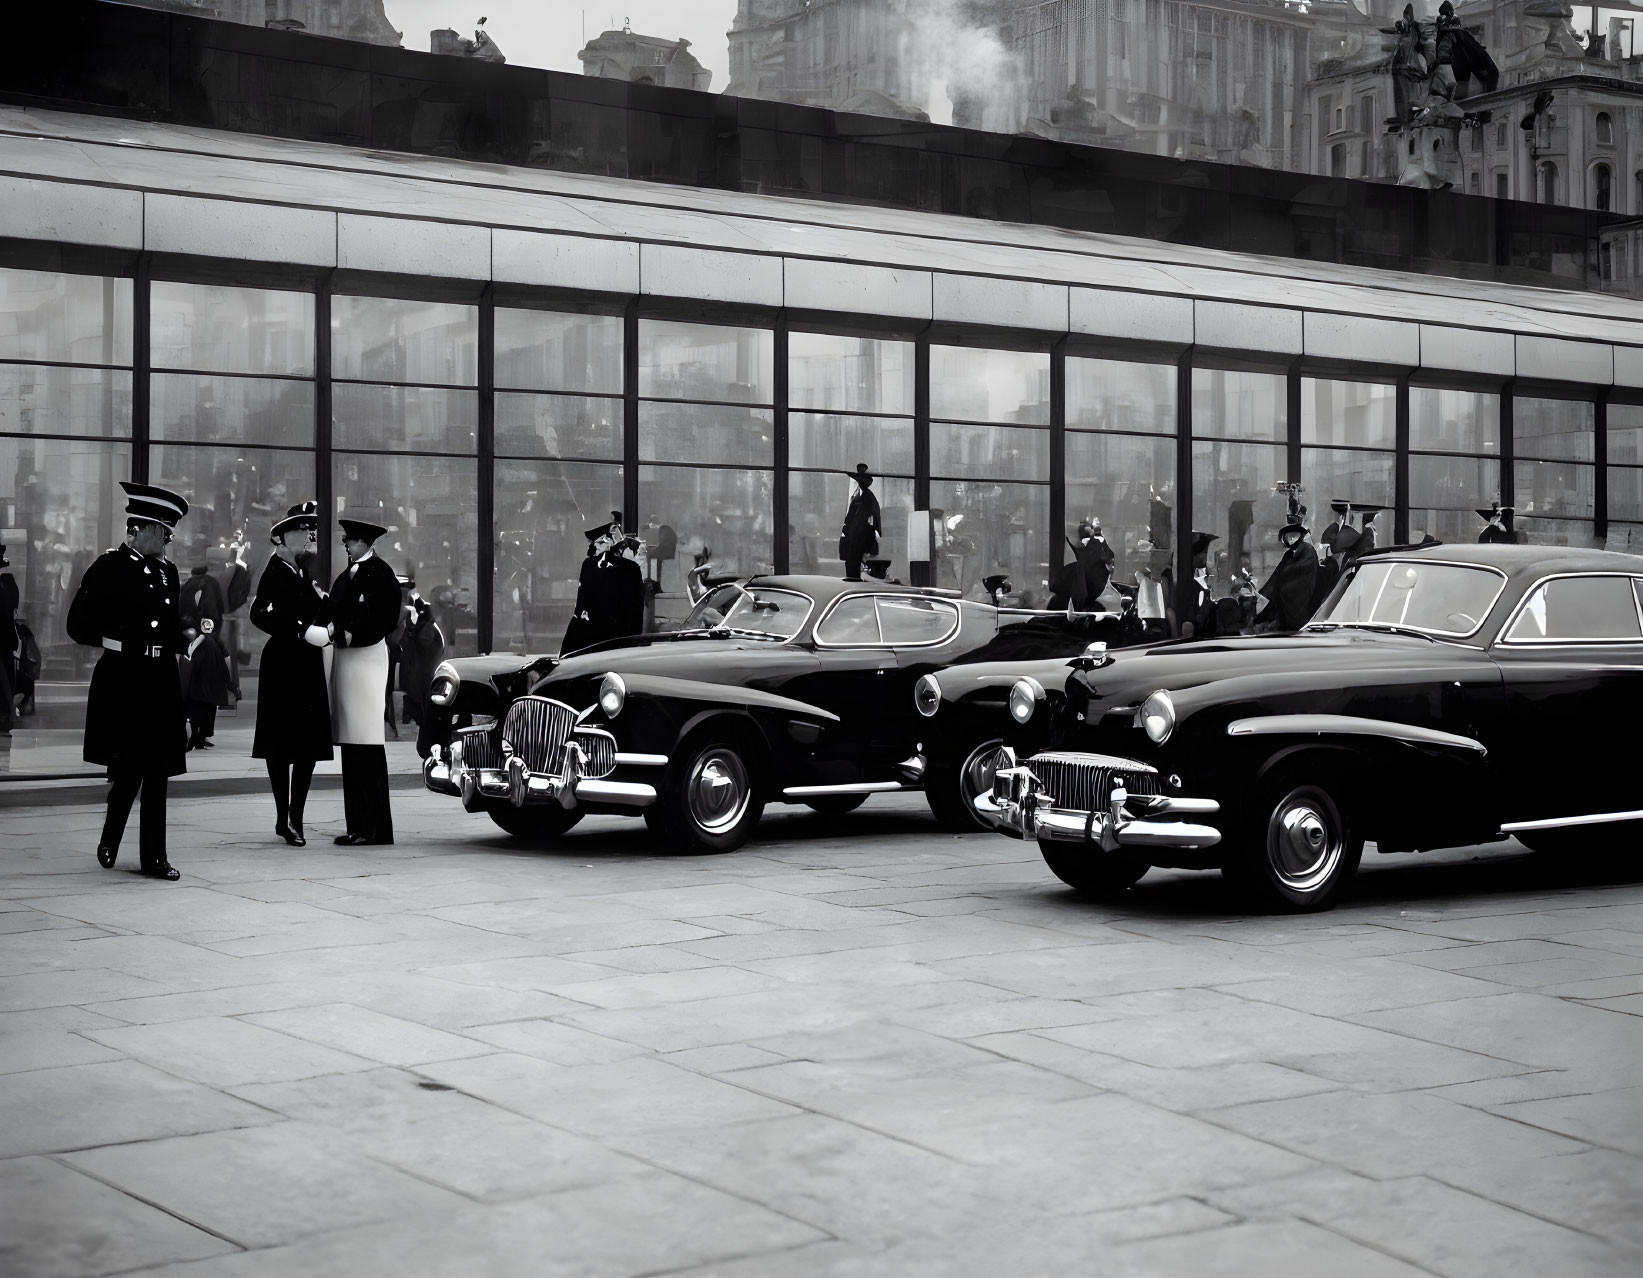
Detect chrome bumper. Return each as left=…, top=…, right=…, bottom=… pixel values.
left=426, top=740, right=659, bottom=811
left=977, top=750, right=1221, bottom=852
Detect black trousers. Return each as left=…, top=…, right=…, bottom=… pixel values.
left=340, top=744, right=394, bottom=844
left=103, top=770, right=169, bottom=869
left=843, top=555, right=863, bottom=580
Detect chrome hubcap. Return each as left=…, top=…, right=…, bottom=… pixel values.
left=960, top=740, right=1006, bottom=810
left=687, top=750, right=750, bottom=836
left=1267, top=788, right=1343, bottom=892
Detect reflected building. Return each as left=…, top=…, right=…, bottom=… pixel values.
left=131, top=0, right=400, bottom=43
left=2, top=0, right=1641, bottom=756
left=580, top=29, right=713, bottom=91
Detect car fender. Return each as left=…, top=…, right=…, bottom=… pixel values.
left=1226, top=713, right=1487, bottom=757
left=620, top=673, right=840, bottom=725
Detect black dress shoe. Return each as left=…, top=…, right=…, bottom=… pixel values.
left=276, top=820, right=301, bottom=847
left=140, top=863, right=181, bottom=881
left=96, top=843, right=118, bottom=869
left=288, top=824, right=306, bottom=848
left=334, top=833, right=368, bottom=846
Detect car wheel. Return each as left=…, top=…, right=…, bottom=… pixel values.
left=1224, top=776, right=1363, bottom=912
left=925, top=738, right=1004, bottom=832
left=804, top=794, right=868, bottom=816
left=1041, top=849, right=1149, bottom=897
left=486, top=804, right=583, bottom=843
left=658, top=738, right=765, bottom=853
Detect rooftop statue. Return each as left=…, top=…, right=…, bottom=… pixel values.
left=1381, top=2, right=1498, bottom=132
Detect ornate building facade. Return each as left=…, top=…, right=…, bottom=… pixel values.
left=580, top=30, right=713, bottom=92
left=131, top=0, right=400, bottom=45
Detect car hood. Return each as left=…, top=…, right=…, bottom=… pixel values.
left=1073, top=630, right=1493, bottom=710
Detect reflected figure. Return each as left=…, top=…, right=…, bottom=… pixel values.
left=839, top=463, right=881, bottom=581
left=563, top=512, right=645, bottom=653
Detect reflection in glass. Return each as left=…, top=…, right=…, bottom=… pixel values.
left=151, top=445, right=316, bottom=552
left=931, top=422, right=1049, bottom=482
left=1409, top=454, right=1501, bottom=513
left=1410, top=507, right=1495, bottom=544
left=638, top=402, right=775, bottom=466
left=1514, top=459, right=1594, bottom=519
left=0, top=268, right=132, bottom=365
left=150, top=282, right=315, bottom=376
left=789, top=472, right=913, bottom=578
left=789, top=333, right=913, bottom=414
left=640, top=465, right=774, bottom=628
left=152, top=374, right=315, bottom=449
left=1192, top=368, right=1285, bottom=441
left=638, top=320, right=773, bottom=404
left=0, top=436, right=130, bottom=681
left=929, top=346, right=1050, bottom=424
left=1301, top=379, right=1395, bottom=448
left=789, top=413, right=914, bottom=474
left=332, top=296, right=478, bottom=385
left=1066, top=357, right=1175, bottom=434
left=1190, top=440, right=1287, bottom=593
left=333, top=384, right=477, bottom=454
left=1065, top=432, right=1176, bottom=585
left=493, top=460, right=623, bottom=653
left=1515, top=515, right=1599, bottom=549
left=1410, top=387, right=1500, bottom=453
left=494, top=392, right=621, bottom=459
left=1610, top=466, right=1643, bottom=522
left=494, top=309, right=623, bottom=394
left=0, top=366, right=131, bottom=437
left=333, top=452, right=480, bottom=656
left=929, top=479, right=1049, bottom=605
left=1608, top=403, right=1643, bottom=463
left=1300, top=448, right=1395, bottom=509
left=1513, top=397, right=1595, bottom=461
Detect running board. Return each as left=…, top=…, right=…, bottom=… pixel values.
left=782, top=782, right=905, bottom=798
left=1501, top=809, right=1643, bottom=833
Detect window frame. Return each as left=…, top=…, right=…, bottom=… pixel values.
left=811, top=591, right=960, bottom=650
left=1495, top=572, right=1643, bottom=647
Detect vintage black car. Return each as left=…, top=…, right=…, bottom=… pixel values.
left=419, top=575, right=1112, bottom=852
left=923, top=544, right=1643, bottom=911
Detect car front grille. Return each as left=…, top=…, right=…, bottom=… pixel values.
left=574, top=728, right=617, bottom=778
left=501, top=697, right=577, bottom=774
left=1026, top=751, right=1160, bottom=814
left=455, top=724, right=501, bottom=772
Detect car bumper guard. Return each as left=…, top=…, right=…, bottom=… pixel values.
left=975, top=749, right=1221, bottom=853
left=426, top=739, right=659, bottom=811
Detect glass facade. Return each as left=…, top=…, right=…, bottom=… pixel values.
left=9, top=256, right=1643, bottom=772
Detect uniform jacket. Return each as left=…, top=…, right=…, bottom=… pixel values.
left=563, top=552, right=645, bottom=654
left=329, top=554, right=402, bottom=649
left=66, top=544, right=188, bottom=776
left=1256, top=540, right=1320, bottom=633
left=398, top=602, right=446, bottom=706
left=183, top=632, right=229, bottom=704
left=250, top=554, right=335, bottom=762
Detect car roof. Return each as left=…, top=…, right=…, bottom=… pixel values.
left=738, top=575, right=964, bottom=604
left=1372, top=543, right=1643, bottom=578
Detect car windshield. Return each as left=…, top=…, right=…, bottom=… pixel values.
left=1310, top=560, right=1505, bottom=638
left=679, top=585, right=811, bottom=640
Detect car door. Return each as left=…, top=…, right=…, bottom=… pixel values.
left=1489, top=572, right=1643, bottom=823
left=876, top=594, right=965, bottom=759
left=795, top=593, right=900, bottom=774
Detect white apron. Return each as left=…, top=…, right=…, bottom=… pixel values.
left=329, top=638, right=388, bottom=746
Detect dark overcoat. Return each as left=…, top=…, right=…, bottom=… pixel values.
left=1256, top=542, right=1321, bottom=633
left=562, top=553, right=645, bottom=654
left=250, top=554, right=334, bottom=761
left=839, top=487, right=882, bottom=562
left=66, top=544, right=188, bottom=777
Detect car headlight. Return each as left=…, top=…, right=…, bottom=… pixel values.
left=914, top=673, right=942, bottom=718
left=428, top=661, right=459, bottom=707
left=1139, top=689, right=1176, bottom=744
left=1008, top=676, right=1044, bottom=725
left=598, top=672, right=626, bottom=719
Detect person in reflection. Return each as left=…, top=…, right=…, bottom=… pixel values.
left=397, top=582, right=446, bottom=727
left=67, top=482, right=191, bottom=880
left=1477, top=503, right=1514, bottom=543
left=562, top=513, right=644, bottom=653
left=1256, top=508, right=1320, bottom=633
left=1177, top=531, right=1219, bottom=639
left=0, top=539, right=16, bottom=736
left=1132, top=538, right=1175, bottom=639
left=250, top=501, right=333, bottom=848
left=182, top=618, right=229, bottom=751
left=839, top=463, right=881, bottom=581
left=329, top=515, right=402, bottom=846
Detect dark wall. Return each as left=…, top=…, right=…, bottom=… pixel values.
left=0, top=0, right=1615, bottom=292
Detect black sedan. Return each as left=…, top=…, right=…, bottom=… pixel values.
left=419, top=575, right=1107, bottom=852
left=923, top=544, right=1643, bottom=911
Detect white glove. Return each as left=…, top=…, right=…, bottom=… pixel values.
left=302, top=624, right=330, bottom=648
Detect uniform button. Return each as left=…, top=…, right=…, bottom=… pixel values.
left=151, top=620, right=159, bottom=628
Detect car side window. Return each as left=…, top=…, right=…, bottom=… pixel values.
left=876, top=596, right=959, bottom=645
left=816, top=596, right=882, bottom=645
left=1505, top=576, right=1643, bottom=642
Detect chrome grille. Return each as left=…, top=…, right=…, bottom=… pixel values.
left=454, top=725, right=500, bottom=772
left=1026, top=751, right=1160, bottom=814
left=574, top=729, right=617, bottom=778
left=501, top=697, right=577, bottom=774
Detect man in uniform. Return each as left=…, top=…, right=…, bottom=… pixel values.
left=329, top=515, right=402, bottom=845
left=839, top=463, right=881, bottom=581
left=66, top=482, right=190, bottom=880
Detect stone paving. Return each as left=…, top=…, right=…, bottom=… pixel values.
left=1, top=788, right=1640, bottom=1277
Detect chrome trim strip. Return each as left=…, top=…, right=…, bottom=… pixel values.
left=781, top=781, right=904, bottom=797
left=576, top=780, right=659, bottom=807
left=614, top=752, right=669, bottom=766
left=1226, top=714, right=1487, bottom=755
left=1501, top=808, right=1643, bottom=833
